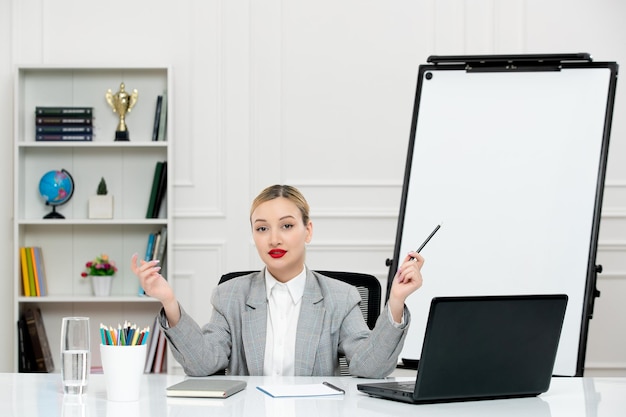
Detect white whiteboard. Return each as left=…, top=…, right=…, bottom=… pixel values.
left=390, top=61, right=617, bottom=377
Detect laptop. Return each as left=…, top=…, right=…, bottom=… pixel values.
left=357, top=294, right=568, bottom=404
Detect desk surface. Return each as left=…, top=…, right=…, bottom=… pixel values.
left=0, top=373, right=624, bottom=417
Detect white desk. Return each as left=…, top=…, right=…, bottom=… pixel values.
left=0, top=373, right=624, bottom=417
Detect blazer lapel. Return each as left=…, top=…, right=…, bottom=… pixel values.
left=241, top=272, right=268, bottom=375
left=295, top=269, right=324, bottom=376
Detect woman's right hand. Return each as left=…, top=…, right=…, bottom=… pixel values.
left=131, top=253, right=181, bottom=326
left=130, top=253, right=173, bottom=303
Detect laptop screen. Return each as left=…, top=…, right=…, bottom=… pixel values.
left=413, top=294, right=568, bottom=402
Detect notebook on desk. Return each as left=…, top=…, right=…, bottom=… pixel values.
left=166, top=378, right=247, bottom=398
left=357, top=294, right=568, bottom=404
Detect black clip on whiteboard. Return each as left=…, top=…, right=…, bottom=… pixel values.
left=386, top=53, right=618, bottom=377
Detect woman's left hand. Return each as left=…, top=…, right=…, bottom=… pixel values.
left=388, top=251, right=424, bottom=322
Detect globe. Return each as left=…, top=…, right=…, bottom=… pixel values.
left=38, top=169, right=74, bottom=219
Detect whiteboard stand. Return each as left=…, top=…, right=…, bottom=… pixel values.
left=386, top=53, right=618, bottom=377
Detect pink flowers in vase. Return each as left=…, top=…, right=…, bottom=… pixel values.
left=81, top=253, right=118, bottom=278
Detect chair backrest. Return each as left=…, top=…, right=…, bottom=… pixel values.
left=218, top=269, right=382, bottom=376
left=219, top=270, right=381, bottom=329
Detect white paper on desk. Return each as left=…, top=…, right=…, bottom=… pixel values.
left=256, top=383, right=344, bottom=398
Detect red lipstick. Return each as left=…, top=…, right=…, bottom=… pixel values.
left=269, top=249, right=287, bottom=259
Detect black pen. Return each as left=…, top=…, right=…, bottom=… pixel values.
left=322, top=381, right=345, bottom=394
left=412, top=223, right=442, bottom=259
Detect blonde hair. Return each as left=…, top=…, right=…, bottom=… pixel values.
left=250, top=185, right=310, bottom=225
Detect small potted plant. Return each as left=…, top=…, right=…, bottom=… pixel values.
left=89, top=177, right=114, bottom=219
left=81, top=253, right=118, bottom=296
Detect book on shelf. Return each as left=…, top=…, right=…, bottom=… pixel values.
left=19, top=247, right=31, bottom=297
left=152, top=161, right=167, bottom=218
left=24, top=247, right=37, bottom=296
left=153, top=226, right=168, bottom=266
left=146, top=161, right=166, bottom=218
left=160, top=250, right=168, bottom=281
left=152, top=331, right=167, bottom=373
left=35, top=106, right=93, bottom=116
left=144, top=315, right=161, bottom=373
left=36, top=134, right=93, bottom=142
left=146, top=232, right=157, bottom=259
left=32, top=247, right=48, bottom=297
left=24, top=307, right=55, bottom=373
left=36, top=126, right=93, bottom=134
left=152, top=95, right=163, bottom=141
left=29, top=247, right=41, bottom=297
left=35, top=117, right=93, bottom=125
left=152, top=232, right=162, bottom=263
left=17, top=317, right=36, bottom=372
left=157, top=91, right=168, bottom=141
left=138, top=232, right=157, bottom=296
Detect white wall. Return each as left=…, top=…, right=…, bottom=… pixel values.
left=1, top=0, right=625, bottom=375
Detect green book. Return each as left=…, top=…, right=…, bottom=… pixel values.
left=35, top=106, right=93, bottom=116
left=151, top=161, right=167, bottom=218
left=25, top=247, right=37, bottom=296
left=146, top=161, right=164, bottom=218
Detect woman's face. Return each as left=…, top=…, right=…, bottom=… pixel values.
left=251, top=197, right=312, bottom=282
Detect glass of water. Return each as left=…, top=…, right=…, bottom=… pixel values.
left=60, top=317, right=90, bottom=395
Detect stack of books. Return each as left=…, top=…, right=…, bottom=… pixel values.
left=35, top=106, right=94, bottom=141
left=19, top=246, right=48, bottom=297
left=18, top=307, right=55, bottom=373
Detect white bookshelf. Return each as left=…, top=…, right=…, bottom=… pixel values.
left=12, top=66, right=172, bottom=373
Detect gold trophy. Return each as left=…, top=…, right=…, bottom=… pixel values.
left=105, top=82, right=138, bottom=141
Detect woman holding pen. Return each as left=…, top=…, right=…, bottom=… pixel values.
left=131, top=184, right=424, bottom=378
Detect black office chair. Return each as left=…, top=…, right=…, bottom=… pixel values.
left=219, top=270, right=381, bottom=329
left=218, top=269, right=382, bottom=375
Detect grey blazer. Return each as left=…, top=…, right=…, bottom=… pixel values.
left=160, top=268, right=410, bottom=377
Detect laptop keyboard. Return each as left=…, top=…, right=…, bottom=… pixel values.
left=384, top=381, right=416, bottom=392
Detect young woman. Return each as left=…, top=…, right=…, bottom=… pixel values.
left=131, top=184, right=424, bottom=377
